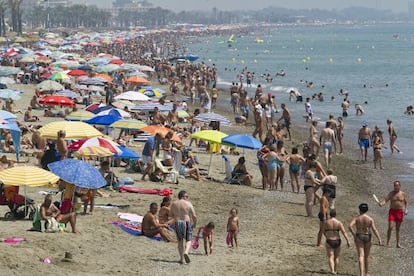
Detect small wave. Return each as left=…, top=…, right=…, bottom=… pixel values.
left=408, top=162, right=414, bottom=169
left=270, top=86, right=300, bottom=94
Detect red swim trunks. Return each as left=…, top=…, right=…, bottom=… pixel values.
left=388, top=208, right=404, bottom=222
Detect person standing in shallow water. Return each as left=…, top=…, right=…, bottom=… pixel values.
left=386, top=119, right=401, bottom=154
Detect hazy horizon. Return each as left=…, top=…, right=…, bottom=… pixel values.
left=149, top=0, right=409, bottom=13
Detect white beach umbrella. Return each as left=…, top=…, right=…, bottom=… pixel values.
left=114, top=91, right=150, bottom=101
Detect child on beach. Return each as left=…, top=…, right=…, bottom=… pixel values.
left=196, top=222, right=215, bottom=255
left=81, top=188, right=96, bottom=215
left=227, top=208, right=240, bottom=248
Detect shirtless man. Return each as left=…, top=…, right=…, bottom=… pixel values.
left=317, top=188, right=331, bottom=247
left=320, top=122, right=336, bottom=168
left=348, top=204, right=382, bottom=276
left=378, top=180, right=409, bottom=248
left=358, top=122, right=371, bottom=162
left=142, top=202, right=176, bottom=242
left=40, top=194, right=78, bottom=233
left=341, top=98, right=350, bottom=118
left=167, top=104, right=179, bottom=125
left=277, top=103, right=292, bottom=140
left=168, top=190, right=197, bottom=264
left=151, top=107, right=165, bottom=125
left=56, top=130, right=68, bottom=160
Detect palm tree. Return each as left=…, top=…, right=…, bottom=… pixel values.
left=0, top=1, right=7, bottom=36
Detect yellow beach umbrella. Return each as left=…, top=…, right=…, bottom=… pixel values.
left=110, top=119, right=147, bottom=130
left=39, top=121, right=103, bottom=139
left=161, top=110, right=190, bottom=118
left=0, top=166, right=60, bottom=187
left=65, top=110, right=95, bottom=121
left=191, top=130, right=228, bottom=144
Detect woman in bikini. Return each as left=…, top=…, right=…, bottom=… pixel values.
left=275, top=140, right=288, bottom=191
left=386, top=119, right=401, bottom=154
left=308, top=120, right=320, bottom=157
left=304, top=162, right=321, bottom=217
left=348, top=203, right=382, bottom=276
left=337, top=117, right=344, bottom=154
left=287, top=147, right=305, bottom=193
left=321, top=209, right=350, bottom=275
left=257, top=145, right=270, bottom=190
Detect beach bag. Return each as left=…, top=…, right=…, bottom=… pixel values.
left=150, top=172, right=162, bottom=183
left=45, top=217, right=60, bottom=233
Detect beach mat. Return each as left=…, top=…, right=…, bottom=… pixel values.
left=94, top=204, right=130, bottom=209
left=119, top=186, right=173, bottom=196
left=109, top=220, right=163, bottom=241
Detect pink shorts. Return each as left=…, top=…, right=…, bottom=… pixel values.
left=388, top=208, right=404, bottom=223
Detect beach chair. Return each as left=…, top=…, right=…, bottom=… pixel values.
left=154, top=148, right=181, bottom=184
left=222, top=155, right=242, bottom=185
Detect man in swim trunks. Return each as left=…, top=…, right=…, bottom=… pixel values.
left=320, top=121, right=336, bottom=169
left=168, top=190, right=197, bottom=264
left=277, top=103, right=292, bottom=140
left=379, top=180, right=409, bottom=248
left=142, top=202, right=176, bottom=242
left=349, top=204, right=382, bottom=276
left=358, top=122, right=371, bottom=162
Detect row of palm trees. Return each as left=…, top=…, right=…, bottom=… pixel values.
left=0, top=0, right=23, bottom=36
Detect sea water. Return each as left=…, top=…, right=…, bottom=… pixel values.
left=187, top=23, right=414, bottom=171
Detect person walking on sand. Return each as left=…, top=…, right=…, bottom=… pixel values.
left=378, top=180, right=409, bottom=248
left=358, top=122, right=371, bottom=162
left=168, top=191, right=197, bottom=264
left=320, top=121, right=336, bottom=168
left=386, top=119, right=401, bottom=154
left=320, top=209, right=350, bottom=275
left=286, top=147, right=305, bottom=193
left=337, top=117, right=344, bottom=154
left=304, top=162, right=321, bottom=217
left=317, top=188, right=332, bottom=247
left=227, top=208, right=240, bottom=248
left=277, top=103, right=292, bottom=140
left=348, top=203, right=382, bottom=276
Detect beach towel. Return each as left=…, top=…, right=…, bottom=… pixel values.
left=109, top=220, right=164, bottom=241
left=117, top=213, right=143, bottom=223
left=93, top=204, right=130, bottom=209
left=2, top=238, right=26, bottom=244
left=118, top=186, right=173, bottom=196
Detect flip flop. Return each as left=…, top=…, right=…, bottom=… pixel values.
left=184, top=253, right=190, bottom=263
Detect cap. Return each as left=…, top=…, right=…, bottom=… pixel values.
left=362, top=121, right=367, bottom=127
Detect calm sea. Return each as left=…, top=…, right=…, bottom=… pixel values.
left=187, top=23, right=414, bottom=172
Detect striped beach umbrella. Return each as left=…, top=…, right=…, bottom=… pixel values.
left=193, top=112, right=231, bottom=126
left=68, top=137, right=121, bottom=154
left=74, top=146, right=114, bottom=157
left=65, top=110, right=95, bottom=121
left=0, top=166, right=60, bottom=187
left=110, top=119, right=147, bottom=130
left=38, top=121, right=103, bottom=139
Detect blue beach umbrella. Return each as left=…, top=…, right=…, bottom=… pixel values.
left=85, top=114, right=121, bottom=125
left=222, top=134, right=262, bottom=150
left=113, top=146, right=140, bottom=159
left=0, top=89, right=21, bottom=101
left=0, top=110, right=18, bottom=121
left=48, top=159, right=106, bottom=189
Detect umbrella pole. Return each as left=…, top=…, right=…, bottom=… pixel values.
left=207, top=154, right=213, bottom=175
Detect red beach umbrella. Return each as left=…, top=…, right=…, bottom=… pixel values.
left=125, top=76, right=150, bottom=85
left=68, top=69, right=88, bottom=76
left=39, top=95, right=75, bottom=106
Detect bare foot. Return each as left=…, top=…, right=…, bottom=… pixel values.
left=397, top=244, right=403, bottom=248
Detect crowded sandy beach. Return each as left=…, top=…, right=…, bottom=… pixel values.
left=0, top=26, right=412, bottom=276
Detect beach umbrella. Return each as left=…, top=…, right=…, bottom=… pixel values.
left=68, top=137, right=121, bottom=154
left=0, top=77, right=16, bottom=84
left=191, top=130, right=228, bottom=144
left=191, top=130, right=228, bottom=174
left=67, top=69, right=87, bottom=76
left=36, top=80, right=64, bottom=92
left=0, top=110, right=17, bottom=121
left=0, top=166, right=59, bottom=187
left=111, top=100, right=136, bottom=110
left=39, top=95, right=75, bottom=106
left=48, top=159, right=106, bottom=189
left=65, top=110, right=95, bottom=121
left=125, top=76, right=150, bottom=85
left=95, top=107, right=131, bottom=118
left=222, top=134, right=262, bottom=150
left=110, top=119, right=147, bottom=130
left=78, top=77, right=107, bottom=86
left=114, top=91, right=150, bottom=101
left=161, top=110, right=190, bottom=118
left=54, top=89, right=81, bottom=99
left=38, top=121, right=103, bottom=139
left=136, top=65, right=155, bottom=72
left=131, top=102, right=176, bottom=112
left=109, top=59, right=124, bottom=65
left=94, top=73, right=113, bottom=83
left=85, top=114, right=121, bottom=126
left=193, top=112, right=231, bottom=126
left=160, top=94, right=187, bottom=102
left=49, top=72, right=70, bottom=81
left=87, top=103, right=109, bottom=113
left=74, top=146, right=114, bottom=157
left=126, top=70, right=148, bottom=78
left=0, top=89, right=21, bottom=101
left=137, top=87, right=163, bottom=97
left=113, top=146, right=140, bottom=159
left=19, top=55, right=36, bottom=63
left=0, top=66, right=20, bottom=76
left=141, top=125, right=181, bottom=142
left=94, top=64, right=119, bottom=73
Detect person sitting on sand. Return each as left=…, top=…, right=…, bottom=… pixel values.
left=179, top=151, right=206, bottom=182
left=231, top=157, right=252, bottom=186
left=24, top=106, right=39, bottom=122
left=30, top=95, right=42, bottom=109
left=40, top=194, right=78, bottom=234
left=158, top=196, right=172, bottom=224
left=44, top=108, right=64, bottom=118
left=142, top=202, right=176, bottom=242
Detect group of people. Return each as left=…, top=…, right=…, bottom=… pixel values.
left=141, top=191, right=240, bottom=264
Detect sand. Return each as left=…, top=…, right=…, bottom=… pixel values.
left=0, top=82, right=413, bottom=276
